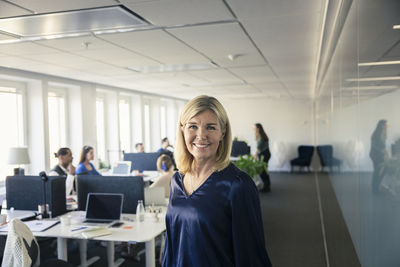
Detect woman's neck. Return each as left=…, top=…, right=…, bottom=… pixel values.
left=191, top=159, right=215, bottom=178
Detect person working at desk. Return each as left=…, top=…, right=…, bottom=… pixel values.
left=135, top=142, right=145, bottom=153
left=75, top=146, right=100, bottom=175
left=49, top=147, right=76, bottom=195
left=150, top=154, right=175, bottom=198
left=163, top=95, right=272, bottom=266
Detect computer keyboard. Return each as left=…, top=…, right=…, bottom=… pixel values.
left=84, top=219, right=113, bottom=224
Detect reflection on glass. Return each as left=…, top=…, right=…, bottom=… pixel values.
left=317, top=0, right=400, bottom=266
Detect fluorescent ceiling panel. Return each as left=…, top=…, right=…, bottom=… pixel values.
left=346, top=76, right=400, bottom=82
left=358, top=60, right=400, bottom=66
left=127, top=62, right=217, bottom=73
left=0, top=6, right=149, bottom=37
left=393, top=25, right=400, bottom=30
left=342, top=85, right=398, bottom=90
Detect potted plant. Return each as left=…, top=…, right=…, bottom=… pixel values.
left=233, top=154, right=268, bottom=190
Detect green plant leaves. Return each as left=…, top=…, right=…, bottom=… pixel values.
left=233, top=154, right=268, bottom=177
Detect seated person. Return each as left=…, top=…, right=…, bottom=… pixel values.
left=48, top=147, right=76, bottom=195
left=75, top=146, right=100, bottom=175
left=157, top=137, right=173, bottom=154
left=135, top=142, right=145, bottom=153
left=150, top=154, right=175, bottom=198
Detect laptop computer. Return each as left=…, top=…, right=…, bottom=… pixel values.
left=145, top=187, right=167, bottom=206
left=84, top=193, right=124, bottom=224
left=111, top=161, right=132, bottom=175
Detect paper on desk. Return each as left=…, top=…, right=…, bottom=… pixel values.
left=0, top=220, right=59, bottom=232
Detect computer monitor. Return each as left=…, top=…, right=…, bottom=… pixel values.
left=123, top=152, right=160, bottom=172
left=111, top=161, right=132, bottom=175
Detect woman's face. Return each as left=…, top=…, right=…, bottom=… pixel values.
left=254, top=125, right=259, bottom=135
left=183, top=110, right=224, bottom=164
left=86, top=149, right=94, bottom=161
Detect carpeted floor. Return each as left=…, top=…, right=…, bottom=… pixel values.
left=260, top=172, right=360, bottom=267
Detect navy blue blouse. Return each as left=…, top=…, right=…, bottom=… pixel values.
left=162, top=163, right=272, bottom=267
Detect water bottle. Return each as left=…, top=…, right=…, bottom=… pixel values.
left=136, top=200, right=145, bottom=222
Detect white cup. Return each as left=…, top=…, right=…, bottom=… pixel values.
left=0, top=214, right=7, bottom=224
left=60, top=216, right=71, bottom=227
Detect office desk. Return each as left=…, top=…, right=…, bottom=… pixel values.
left=1, top=210, right=166, bottom=267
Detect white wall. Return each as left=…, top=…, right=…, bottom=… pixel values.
left=221, top=97, right=314, bottom=171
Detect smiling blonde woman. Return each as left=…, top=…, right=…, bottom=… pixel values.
left=163, top=95, right=272, bottom=267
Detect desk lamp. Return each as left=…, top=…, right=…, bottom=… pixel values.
left=8, top=147, right=30, bottom=175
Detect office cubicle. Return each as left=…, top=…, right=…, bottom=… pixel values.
left=77, top=175, right=144, bottom=214
left=6, top=175, right=67, bottom=217
left=123, top=152, right=160, bottom=172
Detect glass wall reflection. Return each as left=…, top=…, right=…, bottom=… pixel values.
left=317, top=0, right=400, bottom=266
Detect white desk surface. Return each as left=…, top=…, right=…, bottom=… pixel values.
left=1, top=210, right=166, bottom=243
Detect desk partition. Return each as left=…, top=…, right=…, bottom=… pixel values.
left=123, top=152, right=160, bottom=172
left=5, top=175, right=67, bottom=217
left=77, top=175, right=144, bottom=214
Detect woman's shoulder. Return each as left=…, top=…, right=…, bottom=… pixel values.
left=222, top=163, right=254, bottom=185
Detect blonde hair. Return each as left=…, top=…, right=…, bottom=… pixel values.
left=156, top=154, right=174, bottom=172
left=174, top=95, right=232, bottom=174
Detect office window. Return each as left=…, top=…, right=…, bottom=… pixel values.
left=144, top=103, right=151, bottom=151
left=48, top=91, right=66, bottom=168
left=0, top=87, right=25, bottom=181
left=96, top=97, right=106, bottom=162
left=119, top=97, right=131, bottom=153
left=160, top=105, right=167, bottom=139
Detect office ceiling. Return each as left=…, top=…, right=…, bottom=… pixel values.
left=0, top=0, right=325, bottom=100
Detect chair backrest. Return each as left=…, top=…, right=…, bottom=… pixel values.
left=123, top=152, right=160, bottom=172
left=231, top=141, right=251, bottom=157
left=6, top=176, right=67, bottom=218
left=298, top=146, right=315, bottom=164
left=77, top=175, right=144, bottom=214
left=317, top=145, right=333, bottom=166
left=2, top=218, right=40, bottom=267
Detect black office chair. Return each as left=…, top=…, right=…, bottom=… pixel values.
left=231, top=141, right=251, bottom=157
left=290, top=145, right=314, bottom=172
left=316, top=145, right=341, bottom=172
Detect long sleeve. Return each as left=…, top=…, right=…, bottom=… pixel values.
left=230, top=174, right=272, bottom=267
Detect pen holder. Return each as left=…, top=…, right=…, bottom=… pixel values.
left=38, top=204, right=50, bottom=218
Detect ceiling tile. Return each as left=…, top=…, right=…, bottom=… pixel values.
left=98, top=30, right=209, bottom=64
left=0, top=42, right=61, bottom=55
left=229, top=65, right=277, bottom=83
left=122, top=0, right=233, bottom=26
left=168, top=22, right=265, bottom=67
left=36, top=36, right=118, bottom=52
left=0, top=56, right=40, bottom=68
left=226, top=0, right=323, bottom=19
left=189, top=69, right=243, bottom=85
left=73, top=47, right=160, bottom=67
left=0, top=1, right=31, bottom=19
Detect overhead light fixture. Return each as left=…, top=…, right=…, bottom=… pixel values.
left=0, top=6, right=149, bottom=38
left=342, top=85, right=398, bottom=90
left=346, top=76, right=400, bottom=82
left=358, top=60, right=400, bottom=66
left=393, top=25, right=400, bottom=30
left=127, top=62, right=217, bottom=73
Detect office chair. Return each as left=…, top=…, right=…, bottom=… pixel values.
left=2, top=218, right=73, bottom=267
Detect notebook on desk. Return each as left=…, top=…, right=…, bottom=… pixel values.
left=84, top=193, right=123, bottom=224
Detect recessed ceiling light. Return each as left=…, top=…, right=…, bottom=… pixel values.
left=127, top=63, right=217, bottom=73
left=393, top=25, right=400, bottom=30
left=358, top=60, right=400, bottom=66
left=342, top=85, right=398, bottom=90
left=346, top=76, right=400, bottom=82
left=0, top=6, right=149, bottom=38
